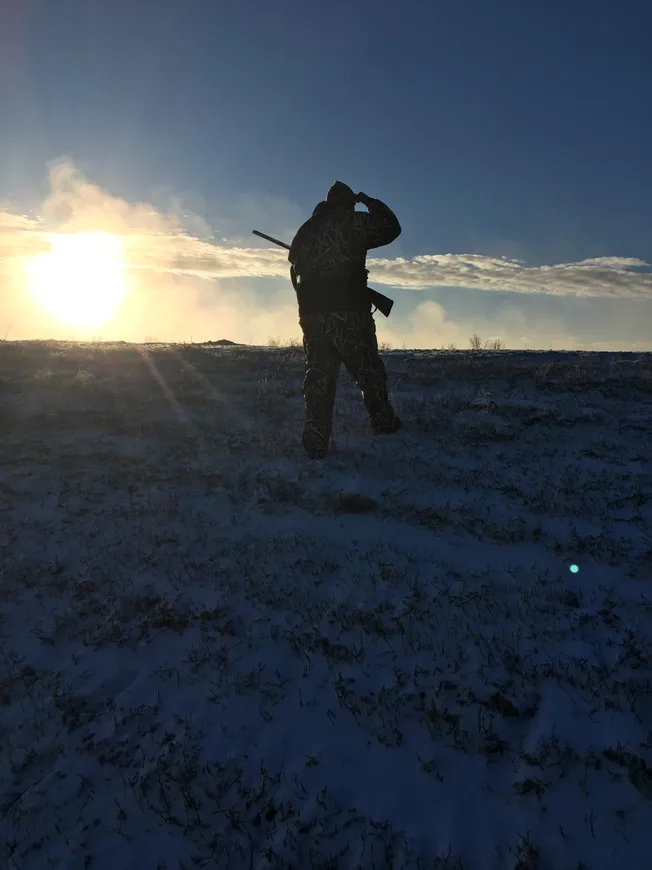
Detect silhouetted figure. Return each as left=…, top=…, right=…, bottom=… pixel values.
left=288, top=181, right=402, bottom=459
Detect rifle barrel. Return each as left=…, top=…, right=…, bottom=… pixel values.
left=252, top=230, right=290, bottom=250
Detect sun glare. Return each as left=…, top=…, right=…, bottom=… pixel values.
left=26, top=232, right=127, bottom=329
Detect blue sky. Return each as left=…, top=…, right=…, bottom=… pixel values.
left=1, top=0, right=652, bottom=348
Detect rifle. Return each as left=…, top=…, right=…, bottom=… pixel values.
left=252, top=229, right=394, bottom=318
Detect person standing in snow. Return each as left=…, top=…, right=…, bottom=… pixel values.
left=288, top=181, right=402, bottom=460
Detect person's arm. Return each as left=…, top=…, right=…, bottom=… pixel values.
left=356, top=193, right=402, bottom=250
left=290, top=264, right=299, bottom=291
left=288, top=218, right=311, bottom=268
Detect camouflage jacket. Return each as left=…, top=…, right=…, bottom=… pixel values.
left=288, top=198, right=401, bottom=315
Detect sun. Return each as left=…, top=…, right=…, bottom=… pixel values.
left=26, top=232, right=127, bottom=329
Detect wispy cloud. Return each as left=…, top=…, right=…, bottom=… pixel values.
left=368, top=254, right=652, bottom=299
left=2, top=162, right=650, bottom=300
left=1, top=161, right=650, bottom=348
left=122, top=234, right=652, bottom=301
left=142, top=245, right=652, bottom=300
left=0, top=162, right=306, bottom=344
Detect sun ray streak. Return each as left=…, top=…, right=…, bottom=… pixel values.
left=137, top=348, right=191, bottom=430
left=171, top=347, right=251, bottom=434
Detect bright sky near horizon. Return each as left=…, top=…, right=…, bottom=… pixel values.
left=1, top=0, right=651, bottom=349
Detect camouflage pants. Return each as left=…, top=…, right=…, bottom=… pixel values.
left=299, top=310, right=399, bottom=457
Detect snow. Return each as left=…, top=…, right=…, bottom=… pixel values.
left=1, top=339, right=651, bottom=870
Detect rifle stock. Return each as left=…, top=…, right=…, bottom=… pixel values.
left=368, top=287, right=393, bottom=318
left=252, top=229, right=394, bottom=318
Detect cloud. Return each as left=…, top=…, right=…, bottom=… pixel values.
left=374, top=300, right=537, bottom=352
left=39, top=161, right=180, bottom=235
left=3, top=161, right=651, bottom=301
left=124, top=238, right=652, bottom=303
left=1, top=161, right=651, bottom=348
left=367, top=254, right=652, bottom=299
left=0, top=214, right=49, bottom=270
left=131, top=239, right=652, bottom=306
left=0, top=213, right=37, bottom=230
left=0, top=162, right=303, bottom=344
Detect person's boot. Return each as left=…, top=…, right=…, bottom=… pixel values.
left=377, top=415, right=402, bottom=434
left=375, top=415, right=402, bottom=435
left=302, top=428, right=328, bottom=459
left=369, top=402, right=402, bottom=435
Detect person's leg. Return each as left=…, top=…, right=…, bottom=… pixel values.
left=321, top=311, right=401, bottom=434
left=300, top=314, right=342, bottom=458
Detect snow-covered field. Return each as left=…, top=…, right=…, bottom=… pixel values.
left=1, top=340, right=651, bottom=870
